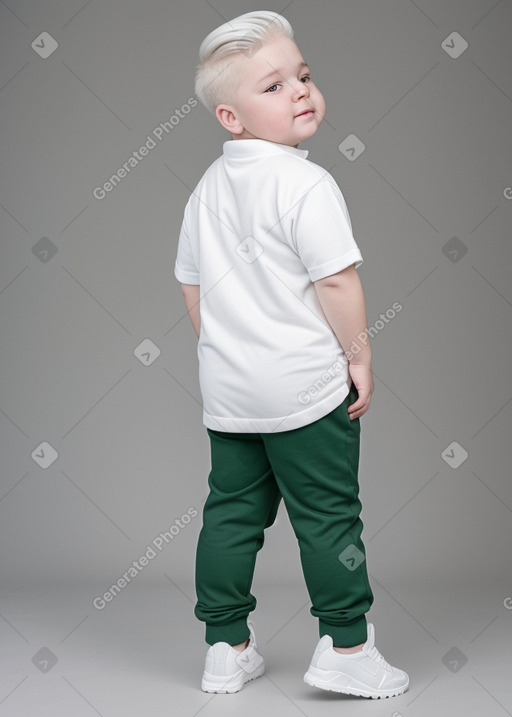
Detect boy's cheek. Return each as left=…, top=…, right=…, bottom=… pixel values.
left=315, top=92, right=326, bottom=113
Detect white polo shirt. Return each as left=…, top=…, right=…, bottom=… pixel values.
left=174, top=139, right=363, bottom=433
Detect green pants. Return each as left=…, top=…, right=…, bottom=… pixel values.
left=194, top=384, right=374, bottom=648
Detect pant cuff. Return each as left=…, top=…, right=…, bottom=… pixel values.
left=205, top=618, right=250, bottom=646
left=319, top=615, right=368, bottom=647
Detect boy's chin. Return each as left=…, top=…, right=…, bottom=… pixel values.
left=295, top=126, right=320, bottom=143
left=275, top=127, right=321, bottom=146
left=233, top=127, right=319, bottom=145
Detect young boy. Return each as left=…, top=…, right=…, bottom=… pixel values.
left=174, top=10, right=409, bottom=699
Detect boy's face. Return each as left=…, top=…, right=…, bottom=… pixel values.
left=215, top=35, right=326, bottom=147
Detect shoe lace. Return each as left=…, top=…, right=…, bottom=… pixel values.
left=366, top=644, right=392, bottom=672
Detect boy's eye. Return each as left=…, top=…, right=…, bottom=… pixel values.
left=265, top=74, right=311, bottom=93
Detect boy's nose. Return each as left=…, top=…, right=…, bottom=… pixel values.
left=292, top=80, right=310, bottom=101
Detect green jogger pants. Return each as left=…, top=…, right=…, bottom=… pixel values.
left=194, top=384, right=374, bottom=648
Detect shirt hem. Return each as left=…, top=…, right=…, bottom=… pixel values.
left=202, top=382, right=351, bottom=434
left=174, top=262, right=200, bottom=285
left=308, top=248, right=363, bottom=283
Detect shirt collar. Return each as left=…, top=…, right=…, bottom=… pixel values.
left=223, top=138, right=309, bottom=160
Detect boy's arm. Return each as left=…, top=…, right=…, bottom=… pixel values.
left=180, top=284, right=200, bottom=338
left=314, top=263, right=374, bottom=419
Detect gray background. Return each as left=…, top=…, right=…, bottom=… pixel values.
left=1, top=0, right=511, bottom=715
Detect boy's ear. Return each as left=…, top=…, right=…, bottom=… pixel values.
left=215, top=105, right=244, bottom=135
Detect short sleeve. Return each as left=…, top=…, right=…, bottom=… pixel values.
left=174, top=203, right=200, bottom=285
left=291, top=174, right=363, bottom=282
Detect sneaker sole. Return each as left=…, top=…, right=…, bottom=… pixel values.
left=202, top=664, right=265, bottom=694
left=304, top=666, right=408, bottom=699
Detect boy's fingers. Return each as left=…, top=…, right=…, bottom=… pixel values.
left=348, top=403, right=368, bottom=419
left=348, top=398, right=365, bottom=414
left=348, top=396, right=362, bottom=411
left=347, top=389, right=371, bottom=418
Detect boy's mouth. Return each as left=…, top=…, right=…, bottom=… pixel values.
left=295, top=108, right=315, bottom=118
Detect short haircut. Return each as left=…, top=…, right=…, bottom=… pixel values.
left=195, top=10, right=294, bottom=115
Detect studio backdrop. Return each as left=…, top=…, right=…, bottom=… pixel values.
left=1, top=0, right=511, bottom=678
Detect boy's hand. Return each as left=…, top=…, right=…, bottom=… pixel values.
left=347, top=363, right=374, bottom=419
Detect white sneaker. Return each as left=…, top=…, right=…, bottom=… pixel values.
left=201, top=620, right=265, bottom=693
left=304, top=623, right=409, bottom=699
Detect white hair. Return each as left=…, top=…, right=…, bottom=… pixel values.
left=195, top=10, right=294, bottom=115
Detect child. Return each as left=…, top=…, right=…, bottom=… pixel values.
left=174, top=10, right=409, bottom=699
